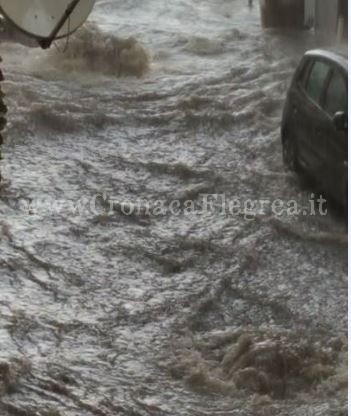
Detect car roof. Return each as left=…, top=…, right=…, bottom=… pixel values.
left=304, top=48, right=348, bottom=71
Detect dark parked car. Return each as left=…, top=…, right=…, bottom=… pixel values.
left=281, top=49, right=348, bottom=208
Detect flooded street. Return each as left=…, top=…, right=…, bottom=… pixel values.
left=0, top=0, right=347, bottom=415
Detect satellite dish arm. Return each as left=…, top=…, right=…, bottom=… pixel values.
left=38, top=0, right=81, bottom=49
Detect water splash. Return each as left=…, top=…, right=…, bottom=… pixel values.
left=48, top=23, right=149, bottom=77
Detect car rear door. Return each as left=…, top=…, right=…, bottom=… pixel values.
left=319, top=65, right=348, bottom=200
left=293, top=58, right=332, bottom=173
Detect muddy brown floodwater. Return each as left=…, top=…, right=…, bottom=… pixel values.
left=0, top=0, right=347, bottom=415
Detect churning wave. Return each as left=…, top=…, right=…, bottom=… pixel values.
left=48, top=23, right=149, bottom=77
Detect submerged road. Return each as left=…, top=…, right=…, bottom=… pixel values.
left=0, top=1, right=347, bottom=415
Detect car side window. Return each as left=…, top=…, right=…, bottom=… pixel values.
left=299, top=59, right=313, bottom=88
left=296, top=58, right=311, bottom=86
left=323, top=69, right=347, bottom=117
left=305, top=60, right=331, bottom=105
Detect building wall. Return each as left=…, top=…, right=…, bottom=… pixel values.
left=260, top=0, right=347, bottom=40
left=315, top=0, right=339, bottom=41
left=260, top=0, right=305, bottom=28
left=338, top=0, right=348, bottom=40
left=304, top=0, right=315, bottom=28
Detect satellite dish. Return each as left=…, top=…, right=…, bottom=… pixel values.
left=0, top=0, right=95, bottom=47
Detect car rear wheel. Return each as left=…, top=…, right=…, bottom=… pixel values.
left=282, top=130, right=299, bottom=172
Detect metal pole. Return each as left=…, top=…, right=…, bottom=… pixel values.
left=38, top=0, right=81, bottom=49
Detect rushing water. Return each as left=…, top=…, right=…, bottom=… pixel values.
left=0, top=1, right=347, bottom=415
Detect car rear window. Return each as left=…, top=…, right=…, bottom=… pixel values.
left=305, top=60, right=331, bottom=104
left=323, top=69, right=347, bottom=117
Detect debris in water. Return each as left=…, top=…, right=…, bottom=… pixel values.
left=167, top=328, right=346, bottom=400
left=0, top=357, right=31, bottom=396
